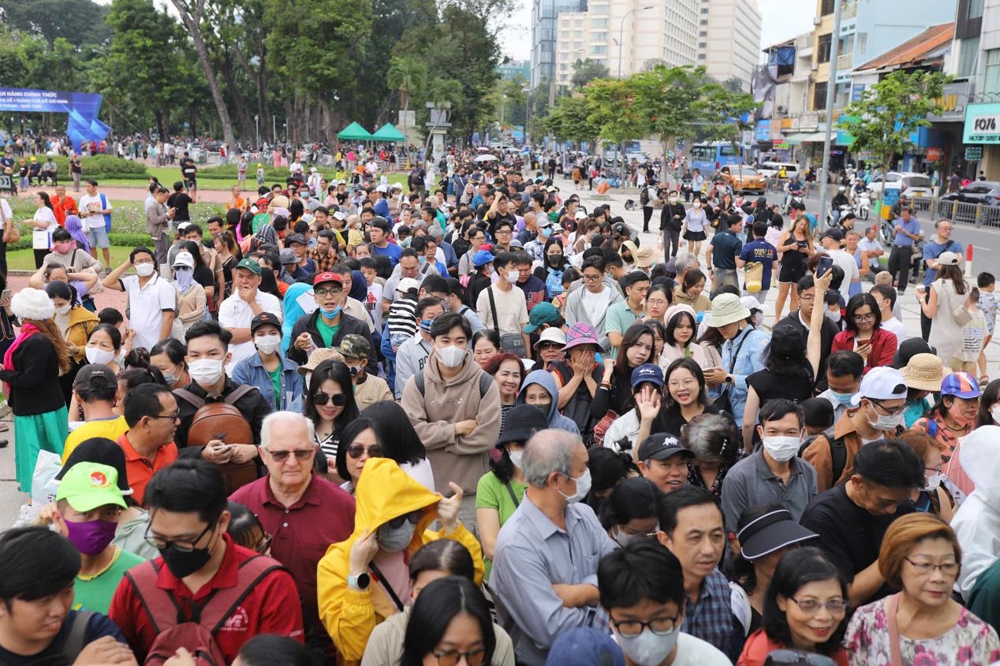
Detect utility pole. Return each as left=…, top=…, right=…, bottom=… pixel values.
left=817, top=0, right=843, bottom=226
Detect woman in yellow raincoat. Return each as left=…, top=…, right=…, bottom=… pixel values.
left=317, top=457, right=483, bottom=664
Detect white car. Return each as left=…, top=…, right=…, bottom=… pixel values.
left=866, top=171, right=934, bottom=200
left=757, top=162, right=800, bottom=180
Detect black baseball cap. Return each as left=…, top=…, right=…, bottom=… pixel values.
left=636, top=433, right=693, bottom=462
left=250, top=312, right=281, bottom=333
left=737, top=508, right=818, bottom=560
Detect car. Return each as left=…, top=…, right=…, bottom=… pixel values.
left=757, top=162, right=800, bottom=180
left=719, top=165, right=767, bottom=194
left=866, top=171, right=934, bottom=201
left=935, top=181, right=1000, bottom=222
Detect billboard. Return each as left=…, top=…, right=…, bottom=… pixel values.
left=0, top=88, right=110, bottom=150
left=964, top=103, right=1000, bottom=144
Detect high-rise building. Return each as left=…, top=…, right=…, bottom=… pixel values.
left=531, top=0, right=589, bottom=89
left=701, top=0, right=763, bottom=91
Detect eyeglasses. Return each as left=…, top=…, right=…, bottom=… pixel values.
left=798, top=294, right=816, bottom=302
left=314, top=288, right=342, bottom=298
left=611, top=614, right=679, bottom=638
left=765, top=650, right=837, bottom=666
left=868, top=399, right=905, bottom=417
left=267, top=448, right=315, bottom=463
left=313, top=392, right=348, bottom=407
left=905, top=557, right=960, bottom=577
left=787, top=597, right=849, bottom=614
left=431, top=647, right=486, bottom=666
left=145, top=521, right=215, bottom=552
left=668, top=379, right=697, bottom=389
left=852, top=313, right=876, bottom=322
left=149, top=411, right=181, bottom=421
left=346, top=443, right=383, bottom=458
left=582, top=274, right=602, bottom=282
left=538, top=342, right=563, bottom=351
left=387, top=510, right=422, bottom=530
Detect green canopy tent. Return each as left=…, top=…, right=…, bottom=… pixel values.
left=337, top=122, right=373, bottom=141
left=371, top=123, right=406, bottom=142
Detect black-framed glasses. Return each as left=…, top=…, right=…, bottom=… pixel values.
left=313, top=392, right=347, bottom=407
left=787, top=597, right=849, bottom=614
left=314, top=287, right=342, bottom=298
left=387, top=510, right=422, bottom=530
left=852, top=313, right=876, bottom=322
left=148, top=411, right=181, bottom=421
left=868, top=398, right=905, bottom=416
left=432, top=647, right=486, bottom=666
left=346, top=444, right=383, bottom=458
left=145, top=521, right=215, bottom=552
left=267, top=448, right=314, bottom=463
left=765, top=650, right=837, bottom=666
left=905, top=557, right=960, bottom=576
left=582, top=273, right=602, bottom=282
left=611, top=614, right=679, bottom=637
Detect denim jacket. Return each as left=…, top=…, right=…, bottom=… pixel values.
left=231, top=352, right=304, bottom=413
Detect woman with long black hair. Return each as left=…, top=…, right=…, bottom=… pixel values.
left=532, top=237, right=571, bottom=300
left=304, top=359, right=359, bottom=477
left=400, top=577, right=500, bottom=666
left=26, top=190, right=58, bottom=268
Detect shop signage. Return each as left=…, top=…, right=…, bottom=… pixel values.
left=964, top=103, right=1000, bottom=144
left=966, top=146, right=983, bottom=161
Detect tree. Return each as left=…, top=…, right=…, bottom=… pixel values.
left=697, top=82, right=759, bottom=181
left=631, top=64, right=706, bottom=158
left=838, top=69, right=949, bottom=205
left=542, top=94, right=599, bottom=148
left=570, top=59, right=610, bottom=89
left=388, top=56, right=429, bottom=118
left=0, top=0, right=111, bottom=47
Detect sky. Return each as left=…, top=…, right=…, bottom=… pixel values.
left=500, top=0, right=816, bottom=63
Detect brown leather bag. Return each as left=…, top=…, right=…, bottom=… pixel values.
left=174, top=385, right=258, bottom=494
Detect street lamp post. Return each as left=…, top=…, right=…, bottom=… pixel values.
left=817, top=0, right=844, bottom=226
left=254, top=115, right=259, bottom=151
left=618, top=5, right=654, bottom=78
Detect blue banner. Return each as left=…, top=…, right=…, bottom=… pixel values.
left=0, top=88, right=110, bottom=150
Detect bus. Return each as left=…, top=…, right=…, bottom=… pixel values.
left=689, top=142, right=747, bottom=176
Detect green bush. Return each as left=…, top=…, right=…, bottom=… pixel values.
left=41, top=155, right=150, bottom=181
left=7, top=199, right=227, bottom=240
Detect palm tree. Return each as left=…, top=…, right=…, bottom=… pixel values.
left=388, top=56, right=429, bottom=140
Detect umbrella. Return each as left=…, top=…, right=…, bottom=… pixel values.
left=474, top=154, right=498, bottom=162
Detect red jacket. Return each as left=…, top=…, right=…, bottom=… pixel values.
left=110, top=534, right=304, bottom=663
left=831, top=327, right=897, bottom=372
left=737, top=629, right=848, bottom=666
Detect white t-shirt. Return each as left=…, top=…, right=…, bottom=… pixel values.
left=218, top=289, right=283, bottom=373
left=882, top=316, right=906, bottom=348
left=476, top=284, right=528, bottom=337
left=121, top=273, right=177, bottom=353
left=581, top=286, right=613, bottom=326
left=31, top=207, right=58, bottom=250
left=78, top=193, right=111, bottom=230
left=827, top=248, right=859, bottom=300
left=858, top=237, right=882, bottom=270
left=0, top=199, right=11, bottom=231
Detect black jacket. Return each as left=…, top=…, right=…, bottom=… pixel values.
left=286, top=310, right=376, bottom=366
left=660, top=202, right=686, bottom=231
left=779, top=311, right=840, bottom=393
left=173, top=378, right=272, bottom=452
left=0, top=334, right=65, bottom=416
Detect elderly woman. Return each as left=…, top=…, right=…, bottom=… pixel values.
left=682, top=412, right=746, bottom=499
left=845, top=513, right=1000, bottom=665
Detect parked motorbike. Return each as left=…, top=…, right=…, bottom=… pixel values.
left=855, top=190, right=871, bottom=221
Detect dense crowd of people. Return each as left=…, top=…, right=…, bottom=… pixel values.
left=1, top=148, right=1000, bottom=666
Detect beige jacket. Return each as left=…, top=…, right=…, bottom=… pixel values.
left=400, top=349, right=502, bottom=495
left=360, top=607, right=515, bottom=666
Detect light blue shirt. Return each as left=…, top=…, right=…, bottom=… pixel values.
left=720, top=325, right=769, bottom=426
left=491, top=493, right=617, bottom=666
left=892, top=216, right=921, bottom=247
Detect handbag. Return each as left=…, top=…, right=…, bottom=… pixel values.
left=744, top=262, right=763, bottom=293
left=885, top=593, right=904, bottom=666
left=593, top=409, right=619, bottom=448
left=487, top=286, right=527, bottom=358
left=713, top=327, right=751, bottom=414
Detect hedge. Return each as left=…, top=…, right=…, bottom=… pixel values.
left=33, top=155, right=151, bottom=181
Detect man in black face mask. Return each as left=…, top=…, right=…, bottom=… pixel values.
left=109, top=459, right=304, bottom=663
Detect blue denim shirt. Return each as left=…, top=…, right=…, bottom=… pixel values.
left=231, top=352, right=304, bottom=413
left=721, top=325, right=769, bottom=426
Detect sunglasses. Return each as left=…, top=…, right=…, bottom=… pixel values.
left=346, top=444, right=383, bottom=458
left=387, top=510, right=422, bottom=530
left=313, top=392, right=347, bottom=407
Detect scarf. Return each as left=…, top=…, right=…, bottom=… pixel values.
left=3, top=322, right=40, bottom=395
left=64, top=215, right=90, bottom=253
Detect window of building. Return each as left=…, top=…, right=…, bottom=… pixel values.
left=698, top=54, right=706, bottom=60
left=573, top=30, right=582, bottom=37
left=858, top=32, right=867, bottom=55
left=813, top=82, right=828, bottom=110
left=593, top=32, right=607, bottom=41
left=560, top=63, right=568, bottom=71
left=591, top=45, right=607, bottom=55
left=820, top=0, right=836, bottom=15
left=700, top=18, right=708, bottom=25
left=699, top=30, right=707, bottom=36
left=701, top=7, right=708, bottom=13
left=574, top=41, right=582, bottom=49
left=986, top=49, right=1000, bottom=95
left=591, top=17, right=608, bottom=28
left=591, top=3, right=608, bottom=15
left=959, top=36, right=981, bottom=77
left=969, top=0, right=985, bottom=20
left=818, top=33, right=832, bottom=64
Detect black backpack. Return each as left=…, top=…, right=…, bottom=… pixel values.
left=799, top=427, right=847, bottom=484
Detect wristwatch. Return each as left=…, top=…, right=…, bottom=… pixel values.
left=348, top=572, right=371, bottom=591
left=724, top=374, right=733, bottom=384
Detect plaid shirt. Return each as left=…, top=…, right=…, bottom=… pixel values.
left=309, top=247, right=337, bottom=273
left=682, top=568, right=739, bottom=660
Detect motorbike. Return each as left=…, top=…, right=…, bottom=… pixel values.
left=783, top=191, right=804, bottom=215
left=826, top=204, right=853, bottom=229
left=855, top=190, right=871, bottom=221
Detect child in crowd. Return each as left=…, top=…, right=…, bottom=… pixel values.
left=956, top=287, right=987, bottom=377
left=977, top=272, right=999, bottom=385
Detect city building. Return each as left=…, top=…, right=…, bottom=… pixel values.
left=531, top=0, right=589, bottom=89
left=499, top=60, right=531, bottom=82
left=701, top=0, right=763, bottom=91
left=957, top=0, right=1000, bottom=178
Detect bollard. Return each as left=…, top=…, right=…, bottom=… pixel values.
left=966, top=245, right=974, bottom=278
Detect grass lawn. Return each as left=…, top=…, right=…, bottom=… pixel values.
left=6, top=246, right=134, bottom=272
left=98, top=166, right=411, bottom=191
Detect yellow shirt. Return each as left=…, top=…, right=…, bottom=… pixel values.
left=62, top=416, right=130, bottom=463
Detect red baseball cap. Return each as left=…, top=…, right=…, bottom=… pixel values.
left=313, top=272, right=343, bottom=287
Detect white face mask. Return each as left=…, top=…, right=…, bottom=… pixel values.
left=825, top=309, right=841, bottom=324
left=692, top=202, right=702, bottom=209
left=135, top=263, right=155, bottom=277
left=254, top=334, right=281, bottom=355
left=85, top=347, right=115, bottom=365
left=616, top=627, right=680, bottom=666
left=923, top=473, right=944, bottom=492
left=864, top=401, right=904, bottom=431
left=762, top=435, right=802, bottom=463
left=54, top=304, right=71, bottom=316
left=436, top=344, right=466, bottom=368
left=508, top=450, right=523, bottom=469
left=556, top=468, right=591, bottom=503
left=188, top=359, right=225, bottom=386
left=668, top=197, right=678, bottom=204
left=991, top=405, right=1000, bottom=425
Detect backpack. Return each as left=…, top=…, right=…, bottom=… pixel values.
left=798, top=426, right=846, bottom=485
left=414, top=370, right=493, bottom=399
left=173, top=385, right=259, bottom=493
left=125, top=556, right=287, bottom=666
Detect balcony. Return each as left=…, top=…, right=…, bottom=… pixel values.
left=841, top=1, right=857, bottom=19
left=837, top=52, right=853, bottom=71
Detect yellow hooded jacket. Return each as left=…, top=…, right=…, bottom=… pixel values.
left=316, top=458, right=483, bottom=664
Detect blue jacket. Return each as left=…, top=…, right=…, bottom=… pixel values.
left=231, top=352, right=304, bottom=413
left=516, top=370, right=581, bottom=435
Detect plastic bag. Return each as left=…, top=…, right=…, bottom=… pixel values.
left=15, top=450, right=62, bottom=526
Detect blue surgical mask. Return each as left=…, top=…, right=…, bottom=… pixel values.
left=320, top=305, right=341, bottom=319
left=419, top=319, right=434, bottom=333
left=832, top=391, right=857, bottom=407
left=542, top=227, right=553, bottom=238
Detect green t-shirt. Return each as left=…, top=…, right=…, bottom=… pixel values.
left=267, top=365, right=282, bottom=410
left=475, top=471, right=527, bottom=581
left=604, top=301, right=642, bottom=359
left=74, top=547, right=145, bottom=614
left=316, top=317, right=340, bottom=348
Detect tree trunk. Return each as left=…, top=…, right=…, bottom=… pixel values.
left=171, top=0, right=236, bottom=148
left=319, top=96, right=335, bottom=148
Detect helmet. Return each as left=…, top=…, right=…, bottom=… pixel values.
left=838, top=186, right=846, bottom=192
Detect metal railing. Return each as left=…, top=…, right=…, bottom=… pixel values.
left=841, top=1, right=858, bottom=20
left=892, top=196, right=1000, bottom=230
left=837, top=52, right=853, bottom=71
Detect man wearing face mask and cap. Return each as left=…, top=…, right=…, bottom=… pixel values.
left=338, top=333, right=392, bottom=410
left=401, top=312, right=502, bottom=534
left=231, top=312, right=304, bottom=412
left=103, top=246, right=177, bottom=354
left=802, top=366, right=908, bottom=492
left=317, top=457, right=480, bottom=662
left=491, top=429, right=617, bottom=666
